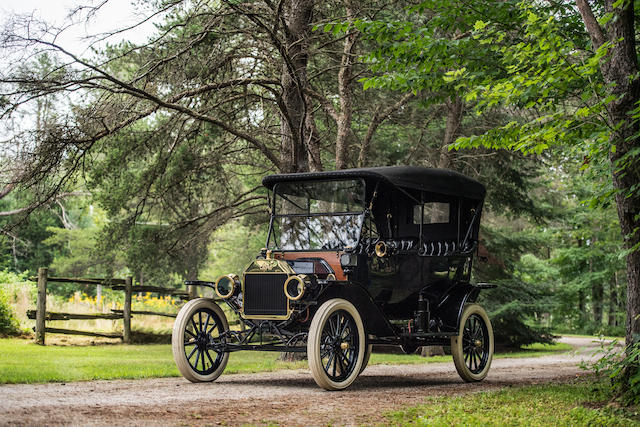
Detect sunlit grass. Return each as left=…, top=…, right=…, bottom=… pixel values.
left=384, top=381, right=640, bottom=426
left=0, top=338, right=571, bottom=384
left=0, top=339, right=309, bottom=383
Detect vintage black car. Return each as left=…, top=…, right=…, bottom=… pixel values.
left=172, top=166, right=494, bottom=390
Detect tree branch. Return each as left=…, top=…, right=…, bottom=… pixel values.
left=0, top=191, right=89, bottom=217
left=575, top=0, right=606, bottom=49
left=12, top=38, right=282, bottom=168
left=358, top=92, right=414, bottom=167
left=305, top=87, right=338, bottom=122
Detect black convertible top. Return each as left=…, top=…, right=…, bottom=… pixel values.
left=262, top=166, right=485, bottom=200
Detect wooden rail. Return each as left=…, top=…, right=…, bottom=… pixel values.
left=31, top=268, right=196, bottom=345
left=110, top=285, right=189, bottom=297
left=111, top=309, right=176, bottom=319
left=27, top=310, right=124, bottom=321
left=43, top=327, right=123, bottom=339
left=28, top=276, right=128, bottom=286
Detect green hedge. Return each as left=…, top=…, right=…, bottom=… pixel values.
left=0, top=287, right=20, bottom=336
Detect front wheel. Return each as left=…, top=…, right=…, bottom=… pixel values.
left=451, top=304, right=494, bottom=382
left=172, top=298, right=230, bottom=382
left=360, top=335, right=373, bottom=374
left=307, top=299, right=366, bottom=390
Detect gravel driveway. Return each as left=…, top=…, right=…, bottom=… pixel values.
left=0, top=336, right=607, bottom=426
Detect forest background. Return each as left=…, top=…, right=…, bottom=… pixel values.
left=0, top=0, right=636, bottom=351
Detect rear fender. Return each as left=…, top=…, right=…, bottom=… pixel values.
left=316, top=283, right=396, bottom=337
left=433, top=283, right=482, bottom=334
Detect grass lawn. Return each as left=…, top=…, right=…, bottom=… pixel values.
left=385, top=381, right=640, bottom=426
left=0, top=338, right=570, bottom=384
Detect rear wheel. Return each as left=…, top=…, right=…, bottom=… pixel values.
left=307, top=299, right=365, bottom=390
left=172, top=298, right=229, bottom=382
left=450, top=304, right=493, bottom=382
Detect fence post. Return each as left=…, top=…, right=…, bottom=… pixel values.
left=188, top=284, right=197, bottom=300
left=123, top=276, right=132, bottom=344
left=35, top=267, right=48, bottom=345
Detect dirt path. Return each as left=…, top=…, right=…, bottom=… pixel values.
left=0, top=337, right=607, bottom=426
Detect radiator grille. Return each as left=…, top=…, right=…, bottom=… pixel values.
left=243, top=273, right=288, bottom=317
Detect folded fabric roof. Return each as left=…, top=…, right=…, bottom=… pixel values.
left=262, top=166, right=486, bottom=200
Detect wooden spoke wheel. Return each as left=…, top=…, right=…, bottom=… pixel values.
left=172, top=298, right=229, bottom=382
left=451, top=304, right=493, bottom=382
left=307, top=299, right=366, bottom=390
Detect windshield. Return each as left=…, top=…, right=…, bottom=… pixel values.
left=274, top=180, right=365, bottom=214
left=268, top=179, right=365, bottom=250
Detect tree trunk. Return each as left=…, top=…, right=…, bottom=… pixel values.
left=609, top=272, right=619, bottom=327
left=592, top=281, right=604, bottom=326
left=589, top=252, right=603, bottom=326
left=335, top=0, right=357, bottom=170
left=577, top=0, right=640, bottom=348
left=619, top=271, right=627, bottom=323
left=436, top=97, right=463, bottom=169
left=617, top=154, right=640, bottom=344
left=186, top=251, right=199, bottom=299
left=578, top=289, right=585, bottom=320
left=304, top=99, right=323, bottom=172
left=280, top=0, right=321, bottom=173
left=600, top=2, right=640, bottom=347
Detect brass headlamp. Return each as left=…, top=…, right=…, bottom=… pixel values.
left=284, top=274, right=311, bottom=301
left=214, top=274, right=240, bottom=299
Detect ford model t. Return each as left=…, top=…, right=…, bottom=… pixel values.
left=172, top=166, right=494, bottom=390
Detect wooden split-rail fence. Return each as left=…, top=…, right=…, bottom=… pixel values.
left=30, top=267, right=192, bottom=345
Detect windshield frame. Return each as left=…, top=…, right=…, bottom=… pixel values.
left=266, top=179, right=367, bottom=251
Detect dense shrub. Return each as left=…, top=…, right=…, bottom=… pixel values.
left=0, top=269, right=28, bottom=336
left=479, top=278, right=555, bottom=348
left=475, top=231, right=556, bottom=349
left=585, top=339, right=640, bottom=405
left=0, top=287, right=20, bottom=336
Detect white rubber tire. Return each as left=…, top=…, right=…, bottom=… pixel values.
left=451, top=304, right=494, bottom=382
left=360, top=336, right=373, bottom=374
left=172, top=298, right=229, bottom=383
left=307, top=299, right=366, bottom=390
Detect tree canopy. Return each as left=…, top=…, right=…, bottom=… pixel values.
left=0, top=0, right=635, bottom=351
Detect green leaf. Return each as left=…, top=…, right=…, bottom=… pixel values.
left=473, top=20, right=487, bottom=31
left=575, top=107, right=591, bottom=118
left=598, top=12, right=614, bottom=26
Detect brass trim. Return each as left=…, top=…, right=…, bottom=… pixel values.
left=284, top=275, right=305, bottom=301
left=241, top=258, right=295, bottom=320
left=243, top=258, right=296, bottom=274
left=326, top=273, right=336, bottom=281
left=375, top=241, right=388, bottom=257
left=214, top=274, right=238, bottom=299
